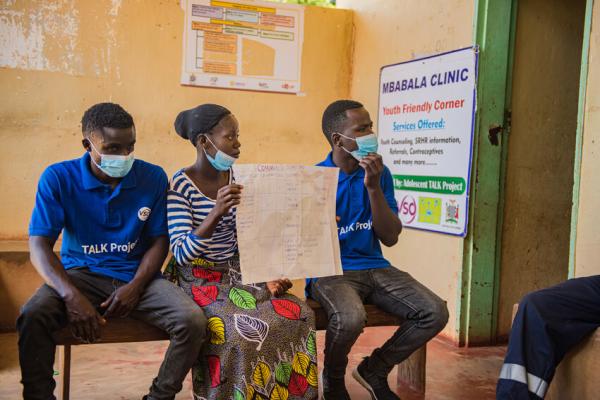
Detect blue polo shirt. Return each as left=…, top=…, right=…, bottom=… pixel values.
left=29, top=152, right=169, bottom=282
left=318, top=152, right=398, bottom=271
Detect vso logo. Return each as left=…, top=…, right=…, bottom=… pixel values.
left=138, top=207, right=151, bottom=221
left=399, top=195, right=417, bottom=224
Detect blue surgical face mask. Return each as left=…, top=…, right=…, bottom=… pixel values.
left=89, top=140, right=134, bottom=178
left=337, top=132, right=378, bottom=160
left=202, top=135, right=237, bottom=171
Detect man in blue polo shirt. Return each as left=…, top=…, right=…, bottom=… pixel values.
left=17, top=103, right=207, bottom=400
left=308, top=100, right=449, bottom=400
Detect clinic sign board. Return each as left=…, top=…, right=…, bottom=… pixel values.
left=378, top=47, right=478, bottom=236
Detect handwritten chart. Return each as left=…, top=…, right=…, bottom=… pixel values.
left=234, top=164, right=342, bottom=284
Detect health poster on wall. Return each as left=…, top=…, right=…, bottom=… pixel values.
left=378, top=47, right=478, bottom=236
left=181, top=0, right=304, bottom=93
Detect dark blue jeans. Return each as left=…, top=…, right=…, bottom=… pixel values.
left=17, top=268, right=207, bottom=400
left=308, top=267, right=448, bottom=382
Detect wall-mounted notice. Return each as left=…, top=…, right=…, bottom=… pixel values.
left=378, top=47, right=478, bottom=236
left=181, top=0, right=304, bottom=93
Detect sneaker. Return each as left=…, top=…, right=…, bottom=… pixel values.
left=352, top=357, right=401, bottom=400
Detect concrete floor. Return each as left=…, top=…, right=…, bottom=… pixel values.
left=0, top=327, right=506, bottom=399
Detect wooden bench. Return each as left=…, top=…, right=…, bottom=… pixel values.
left=52, top=298, right=427, bottom=400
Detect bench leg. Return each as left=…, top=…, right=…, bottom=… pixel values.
left=56, top=344, right=71, bottom=400
left=397, top=344, right=426, bottom=394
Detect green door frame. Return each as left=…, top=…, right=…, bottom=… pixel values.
left=458, top=0, right=516, bottom=346
left=460, top=0, right=595, bottom=346
left=568, top=0, right=595, bottom=278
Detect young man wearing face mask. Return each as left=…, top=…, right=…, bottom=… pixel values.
left=18, top=103, right=207, bottom=400
left=308, top=100, right=449, bottom=400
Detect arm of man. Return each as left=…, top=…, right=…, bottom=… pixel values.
left=29, top=236, right=106, bottom=342
left=360, top=154, right=402, bottom=246
left=29, top=236, right=106, bottom=343
left=29, top=167, right=106, bottom=342
left=101, top=235, right=169, bottom=318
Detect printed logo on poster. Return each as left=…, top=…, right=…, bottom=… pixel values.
left=418, top=197, right=442, bottom=225
left=445, top=199, right=459, bottom=224
left=399, top=195, right=417, bottom=224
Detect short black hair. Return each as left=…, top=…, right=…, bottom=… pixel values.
left=81, top=102, right=134, bottom=136
left=321, top=99, right=363, bottom=144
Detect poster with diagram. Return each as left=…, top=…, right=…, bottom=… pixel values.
left=181, top=0, right=304, bottom=93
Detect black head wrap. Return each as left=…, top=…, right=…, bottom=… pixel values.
left=174, top=104, right=231, bottom=145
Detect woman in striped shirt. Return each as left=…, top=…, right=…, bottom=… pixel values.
left=166, top=104, right=318, bottom=400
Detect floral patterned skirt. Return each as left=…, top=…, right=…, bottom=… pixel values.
left=164, top=255, right=319, bottom=400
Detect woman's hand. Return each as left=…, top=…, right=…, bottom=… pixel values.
left=214, top=183, right=243, bottom=216
left=266, top=278, right=293, bottom=297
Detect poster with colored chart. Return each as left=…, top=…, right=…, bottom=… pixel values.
left=181, top=0, right=304, bottom=93
left=378, top=47, right=478, bottom=236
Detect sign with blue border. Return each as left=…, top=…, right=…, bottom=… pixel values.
left=378, top=46, right=478, bottom=237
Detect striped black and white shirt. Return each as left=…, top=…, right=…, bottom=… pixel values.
left=167, top=169, right=237, bottom=265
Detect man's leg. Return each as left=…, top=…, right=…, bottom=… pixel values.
left=17, top=269, right=113, bottom=400
left=365, top=267, right=448, bottom=376
left=308, top=271, right=371, bottom=397
left=497, top=275, right=600, bottom=400
left=17, top=284, right=67, bottom=400
left=129, top=278, right=207, bottom=400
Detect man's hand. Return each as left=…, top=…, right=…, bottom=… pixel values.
left=266, top=279, right=293, bottom=297
left=214, top=184, right=243, bottom=217
left=64, top=290, right=106, bottom=343
left=101, top=282, right=143, bottom=318
left=360, top=153, right=384, bottom=191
